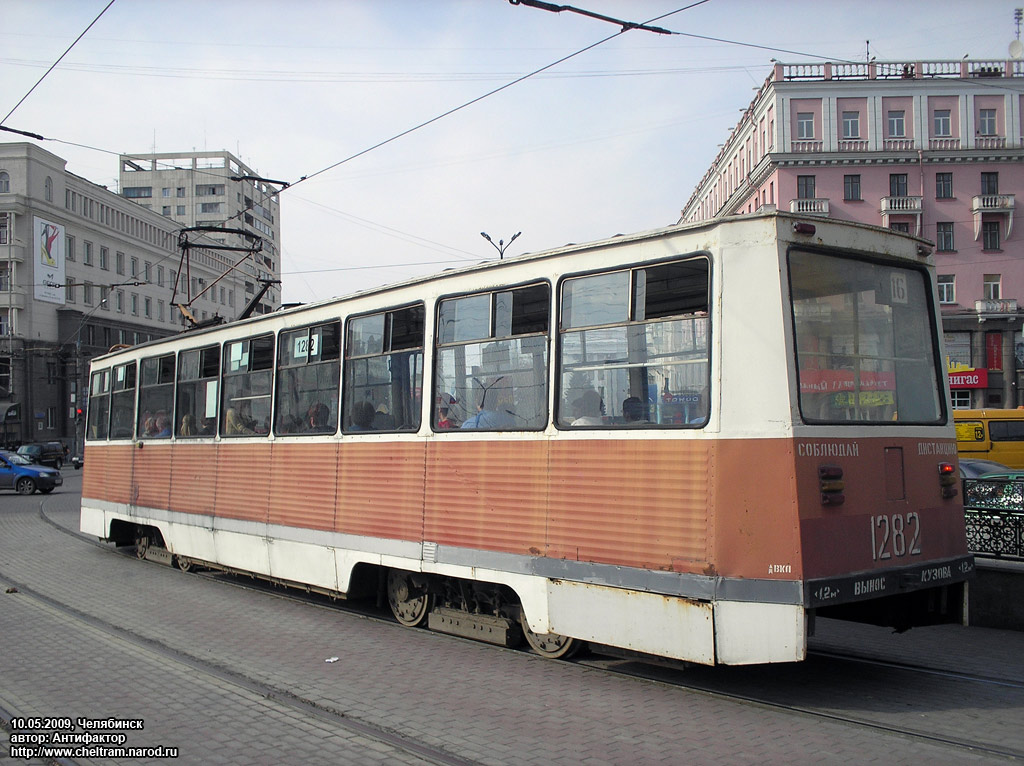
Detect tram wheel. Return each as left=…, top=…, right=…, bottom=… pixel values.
left=520, top=611, right=582, bottom=659
left=134, top=530, right=150, bottom=560
left=386, top=570, right=432, bottom=627
left=175, top=555, right=193, bottom=572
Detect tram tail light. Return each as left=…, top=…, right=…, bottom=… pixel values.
left=818, top=464, right=845, bottom=506
left=938, top=462, right=959, bottom=498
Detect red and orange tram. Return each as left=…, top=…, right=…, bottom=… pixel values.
left=80, top=212, right=973, bottom=665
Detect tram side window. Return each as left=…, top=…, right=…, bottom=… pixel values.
left=221, top=334, right=274, bottom=436
left=176, top=345, right=219, bottom=437
left=86, top=369, right=111, bottom=441
left=434, top=284, right=549, bottom=431
left=276, top=321, right=340, bottom=435
left=343, top=305, right=423, bottom=432
left=558, top=258, right=710, bottom=428
left=109, top=362, right=137, bottom=439
left=138, top=353, right=175, bottom=438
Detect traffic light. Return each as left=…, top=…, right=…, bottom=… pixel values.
left=75, top=407, right=83, bottom=423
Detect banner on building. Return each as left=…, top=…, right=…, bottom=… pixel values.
left=33, top=216, right=65, bottom=305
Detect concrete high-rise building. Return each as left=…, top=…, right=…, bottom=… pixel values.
left=118, top=150, right=282, bottom=317
left=680, top=58, right=1024, bottom=408
left=0, top=142, right=273, bottom=453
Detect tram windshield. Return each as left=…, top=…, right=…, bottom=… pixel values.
left=789, top=250, right=944, bottom=424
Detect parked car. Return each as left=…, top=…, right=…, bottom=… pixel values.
left=17, top=441, right=68, bottom=469
left=959, top=458, right=1013, bottom=479
left=0, top=451, right=63, bottom=494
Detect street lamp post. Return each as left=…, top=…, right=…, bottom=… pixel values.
left=480, top=231, right=521, bottom=260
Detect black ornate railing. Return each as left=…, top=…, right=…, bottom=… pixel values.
left=963, top=478, right=1024, bottom=560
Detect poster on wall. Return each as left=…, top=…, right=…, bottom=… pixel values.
left=33, top=216, right=65, bottom=305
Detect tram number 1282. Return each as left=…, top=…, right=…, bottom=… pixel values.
left=870, top=512, right=922, bottom=561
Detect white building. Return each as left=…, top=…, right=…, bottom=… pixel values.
left=0, top=142, right=279, bottom=452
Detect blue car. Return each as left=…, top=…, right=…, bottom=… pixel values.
left=0, top=450, right=63, bottom=494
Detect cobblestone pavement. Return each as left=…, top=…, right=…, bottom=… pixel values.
left=1, top=475, right=1023, bottom=765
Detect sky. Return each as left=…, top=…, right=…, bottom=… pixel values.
left=0, top=0, right=1016, bottom=305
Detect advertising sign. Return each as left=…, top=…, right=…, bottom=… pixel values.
left=33, top=216, right=65, bottom=305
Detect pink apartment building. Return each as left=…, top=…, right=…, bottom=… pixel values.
left=680, top=59, right=1024, bottom=409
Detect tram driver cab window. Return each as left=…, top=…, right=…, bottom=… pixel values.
left=557, top=257, right=710, bottom=428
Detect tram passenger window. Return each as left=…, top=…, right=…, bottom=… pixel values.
left=275, top=321, right=340, bottom=435
left=109, top=362, right=137, bottom=439
left=221, top=334, right=274, bottom=437
left=138, top=353, right=175, bottom=438
left=434, top=284, right=549, bottom=431
left=343, top=305, right=423, bottom=433
left=86, top=369, right=111, bottom=441
left=176, top=345, right=219, bottom=437
left=557, top=258, right=710, bottom=428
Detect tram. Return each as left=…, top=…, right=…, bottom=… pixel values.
left=80, top=212, right=973, bottom=665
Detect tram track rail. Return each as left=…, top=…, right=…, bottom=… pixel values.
left=32, top=502, right=1024, bottom=764
left=3, top=503, right=482, bottom=766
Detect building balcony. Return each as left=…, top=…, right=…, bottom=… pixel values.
left=791, top=140, right=823, bottom=153
left=880, top=196, right=922, bottom=236
left=789, top=198, right=830, bottom=215
left=883, top=138, right=915, bottom=151
left=838, top=139, right=869, bottom=151
left=0, top=289, right=27, bottom=311
left=929, top=138, right=961, bottom=150
left=975, top=136, right=1006, bottom=149
left=975, top=298, right=1018, bottom=318
left=972, top=194, right=1015, bottom=240
left=880, top=196, right=922, bottom=214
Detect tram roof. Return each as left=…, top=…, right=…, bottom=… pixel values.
left=89, top=211, right=931, bottom=365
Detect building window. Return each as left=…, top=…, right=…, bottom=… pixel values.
left=890, top=222, right=910, bottom=233
left=0, top=171, right=9, bottom=193
left=65, top=235, right=75, bottom=262
left=951, top=390, right=972, bottom=409
left=144, top=296, right=152, bottom=318
left=936, top=222, right=954, bottom=252
left=116, top=251, right=125, bottom=275
left=797, top=175, right=815, bottom=199
left=99, top=246, right=109, bottom=270
left=162, top=206, right=171, bottom=216
left=936, top=172, right=953, bottom=199
left=889, top=174, right=908, bottom=197
left=176, top=187, right=185, bottom=198
left=116, top=290, right=124, bottom=313
left=978, top=109, right=997, bottom=136
left=131, top=293, right=139, bottom=316
left=983, top=274, right=1001, bottom=300
left=123, top=187, right=152, bottom=199
left=982, top=221, right=1001, bottom=250
left=198, top=202, right=223, bottom=214
left=937, top=275, right=955, bottom=303
left=144, top=261, right=151, bottom=282
left=176, top=205, right=185, bottom=215
left=981, top=172, right=999, bottom=195
left=796, top=113, right=814, bottom=139
left=65, top=278, right=75, bottom=304
left=44, top=176, right=52, bottom=201
left=130, top=256, right=139, bottom=276
left=100, top=285, right=109, bottom=310
left=162, top=188, right=170, bottom=197
left=841, top=111, right=860, bottom=139
left=83, top=241, right=93, bottom=266
left=888, top=110, right=905, bottom=137
left=83, top=282, right=93, bottom=305
left=843, top=174, right=861, bottom=201
left=46, top=407, right=57, bottom=430
left=933, top=109, right=951, bottom=136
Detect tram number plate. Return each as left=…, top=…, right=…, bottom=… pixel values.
left=870, top=512, right=922, bottom=561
